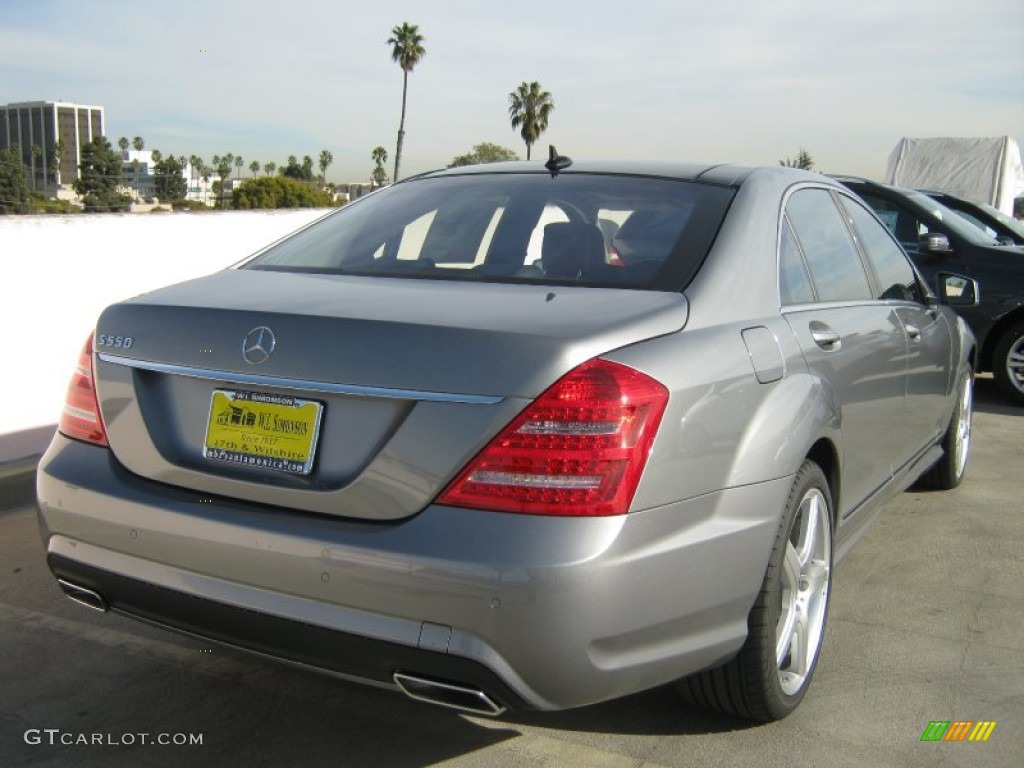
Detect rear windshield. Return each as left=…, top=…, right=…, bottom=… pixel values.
left=243, top=172, right=734, bottom=290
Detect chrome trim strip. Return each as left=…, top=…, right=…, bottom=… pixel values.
left=98, top=353, right=504, bottom=405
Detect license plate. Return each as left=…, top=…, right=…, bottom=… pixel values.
left=203, top=389, right=323, bottom=475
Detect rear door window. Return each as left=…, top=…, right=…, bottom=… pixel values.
left=786, top=188, right=872, bottom=302
left=838, top=195, right=924, bottom=303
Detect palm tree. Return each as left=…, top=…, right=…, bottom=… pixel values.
left=200, top=162, right=212, bottom=204
left=508, top=81, right=555, bottom=161
left=371, top=146, right=388, bottom=187
left=189, top=154, right=201, bottom=200
left=387, top=21, right=426, bottom=182
left=118, top=137, right=129, bottom=155
left=132, top=136, right=144, bottom=199
left=249, top=160, right=260, bottom=178
left=319, top=150, right=333, bottom=183
left=264, top=161, right=276, bottom=176
left=49, top=138, right=66, bottom=187
left=235, top=155, right=244, bottom=180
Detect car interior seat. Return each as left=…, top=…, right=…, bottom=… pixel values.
left=541, top=222, right=606, bottom=280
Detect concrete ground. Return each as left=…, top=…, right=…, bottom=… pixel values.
left=0, top=377, right=1020, bottom=767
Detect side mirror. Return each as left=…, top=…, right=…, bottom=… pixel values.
left=937, top=273, right=980, bottom=307
left=920, top=232, right=953, bottom=254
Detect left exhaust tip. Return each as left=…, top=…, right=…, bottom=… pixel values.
left=57, top=578, right=109, bottom=612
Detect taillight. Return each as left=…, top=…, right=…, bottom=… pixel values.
left=437, top=359, right=668, bottom=516
left=58, top=334, right=109, bottom=447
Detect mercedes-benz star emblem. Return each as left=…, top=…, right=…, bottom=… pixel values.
left=242, top=326, right=276, bottom=365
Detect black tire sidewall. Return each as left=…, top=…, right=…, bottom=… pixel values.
left=754, top=460, right=834, bottom=719
left=993, top=322, right=1024, bottom=405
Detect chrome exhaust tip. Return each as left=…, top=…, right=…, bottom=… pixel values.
left=57, top=578, right=109, bottom=612
left=393, top=672, right=506, bottom=717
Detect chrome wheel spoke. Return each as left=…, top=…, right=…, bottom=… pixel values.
left=776, top=542, right=801, bottom=668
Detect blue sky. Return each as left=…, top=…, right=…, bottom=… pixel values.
left=3, top=0, right=1022, bottom=182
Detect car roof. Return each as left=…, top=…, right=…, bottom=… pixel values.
left=414, top=160, right=829, bottom=189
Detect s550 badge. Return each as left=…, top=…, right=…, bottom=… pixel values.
left=96, top=334, right=134, bottom=349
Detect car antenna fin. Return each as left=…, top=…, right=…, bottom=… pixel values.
left=545, top=145, right=572, bottom=176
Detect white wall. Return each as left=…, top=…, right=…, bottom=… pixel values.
left=0, top=209, right=330, bottom=462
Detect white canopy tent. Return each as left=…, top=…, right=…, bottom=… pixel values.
left=885, top=136, right=1024, bottom=215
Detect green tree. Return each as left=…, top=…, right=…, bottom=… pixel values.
left=508, top=82, right=554, bottom=161
left=48, top=138, right=67, bottom=187
left=319, top=149, right=333, bottom=183
left=212, top=154, right=233, bottom=207
left=388, top=21, right=426, bottom=182
left=371, top=145, right=388, bottom=186
left=151, top=149, right=162, bottom=164
left=780, top=148, right=815, bottom=170
left=264, top=161, right=276, bottom=177
left=153, top=154, right=187, bottom=201
left=0, top=146, right=30, bottom=213
left=249, top=160, right=260, bottom=178
left=118, top=137, right=129, bottom=156
left=448, top=142, right=519, bottom=167
left=74, top=135, right=131, bottom=212
left=280, top=156, right=314, bottom=181
left=232, top=176, right=339, bottom=209
left=235, top=155, right=244, bottom=180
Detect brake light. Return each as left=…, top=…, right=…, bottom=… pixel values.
left=58, top=334, right=109, bottom=447
left=437, top=359, right=668, bottom=516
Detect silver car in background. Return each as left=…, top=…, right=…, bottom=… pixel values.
left=38, top=159, right=976, bottom=722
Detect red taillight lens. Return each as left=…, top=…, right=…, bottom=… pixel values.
left=437, top=359, right=668, bottom=516
left=58, top=334, right=109, bottom=447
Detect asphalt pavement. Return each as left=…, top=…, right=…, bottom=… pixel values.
left=0, top=377, right=1020, bottom=767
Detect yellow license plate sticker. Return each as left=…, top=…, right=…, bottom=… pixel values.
left=203, top=390, right=323, bottom=475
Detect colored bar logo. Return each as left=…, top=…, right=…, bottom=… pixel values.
left=920, top=721, right=997, bottom=742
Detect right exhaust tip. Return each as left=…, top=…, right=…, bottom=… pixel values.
left=393, top=672, right=506, bottom=717
left=57, top=578, right=109, bottom=613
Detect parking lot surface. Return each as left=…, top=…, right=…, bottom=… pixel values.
left=1, top=377, right=1021, bottom=767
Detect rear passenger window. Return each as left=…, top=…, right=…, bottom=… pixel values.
left=779, top=217, right=815, bottom=304
left=786, top=189, right=872, bottom=302
left=839, top=196, right=923, bottom=303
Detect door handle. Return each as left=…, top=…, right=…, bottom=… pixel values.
left=809, top=322, right=841, bottom=351
left=905, top=323, right=922, bottom=342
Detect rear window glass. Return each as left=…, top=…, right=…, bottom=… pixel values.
left=244, top=173, right=734, bottom=290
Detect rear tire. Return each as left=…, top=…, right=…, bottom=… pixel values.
left=920, top=366, right=972, bottom=490
left=679, top=461, right=833, bottom=721
left=993, top=322, right=1024, bottom=406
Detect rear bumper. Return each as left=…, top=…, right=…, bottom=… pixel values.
left=37, top=434, right=790, bottom=711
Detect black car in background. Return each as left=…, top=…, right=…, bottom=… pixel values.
left=836, top=177, right=1024, bottom=405
left=917, top=189, right=1024, bottom=247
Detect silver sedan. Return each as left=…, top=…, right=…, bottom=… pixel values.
left=38, top=158, right=976, bottom=722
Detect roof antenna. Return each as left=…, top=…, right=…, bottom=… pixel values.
left=545, top=145, right=572, bottom=176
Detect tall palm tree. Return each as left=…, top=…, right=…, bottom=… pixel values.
left=387, top=21, right=425, bottom=182
left=508, top=82, right=555, bottom=161
left=264, top=161, right=276, bottom=176
left=189, top=154, right=201, bottom=200
left=319, top=150, right=333, bottom=183
left=234, top=155, right=243, bottom=180
left=249, top=160, right=260, bottom=178
left=49, top=138, right=66, bottom=187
